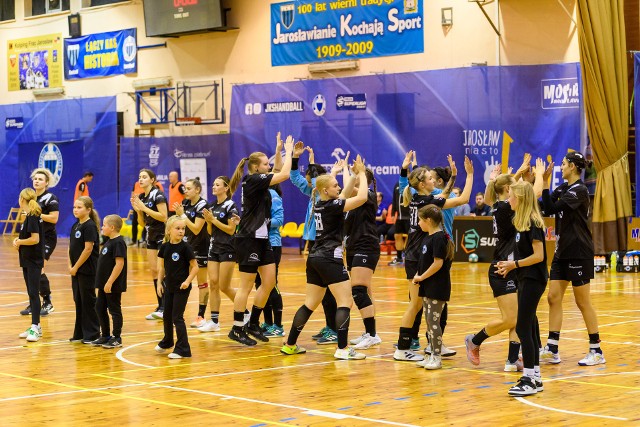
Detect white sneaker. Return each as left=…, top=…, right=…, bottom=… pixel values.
left=19, top=328, right=30, bottom=338
left=424, top=355, right=442, bottom=370
left=25, top=326, right=42, bottom=342
left=540, top=346, right=561, bottom=364
left=334, top=347, right=366, bottom=360
left=168, top=353, right=189, bottom=359
left=190, top=316, right=206, bottom=328
left=349, top=332, right=367, bottom=345
left=353, top=333, right=382, bottom=350
left=425, top=343, right=457, bottom=357
left=151, top=311, right=164, bottom=320
left=154, top=345, right=168, bottom=353
left=504, top=358, right=524, bottom=372
left=145, top=313, right=156, bottom=320
left=198, top=320, right=221, bottom=332
left=578, top=350, right=606, bottom=366
left=393, top=349, right=424, bottom=362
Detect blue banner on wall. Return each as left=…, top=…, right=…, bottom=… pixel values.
left=64, top=28, right=137, bottom=79
left=271, top=0, right=424, bottom=66
left=231, top=64, right=585, bottom=227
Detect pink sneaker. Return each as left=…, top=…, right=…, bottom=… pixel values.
left=465, top=334, right=480, bottom=365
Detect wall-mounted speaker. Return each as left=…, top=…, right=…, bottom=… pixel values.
left=68, top=13, right=81, bottom=38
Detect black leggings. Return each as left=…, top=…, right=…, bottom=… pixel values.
left=256, top=246, right=283, bottom=325
left=160, top=289, right=191, bottom=357
left=23, top=266, right=42, bottom=325
left=516, top=278, right=547, bottom=369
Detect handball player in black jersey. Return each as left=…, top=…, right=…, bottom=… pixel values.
left=226, top=133, right=294, bottom=346
left=173, top=178, right=210, bottom=328
left=393, top=151, right=473, bottom=360
left=23, top=168, right=59, bottom=316
left=496, top=179, right=548, bottom=396
left=131, top=169, right=168, bottom=321
left=540, top=151, right=603, bottom=366
left=343, top=165, right=382, bottom=350
left=281, top=155, right=370, bottom=359
left=199, top=176, right=243, bottom=333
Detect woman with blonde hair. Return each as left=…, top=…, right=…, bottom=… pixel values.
left=281, top=155, right=370, bottom=359
left=226, top=133, right=294, bottom=346
left=496, top=165, right=548, bottom=396
left=15, top=188, right=45, bottom=342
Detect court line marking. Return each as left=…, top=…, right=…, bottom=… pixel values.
left=514, top=397, right=628, bottom=421
left=0, top=371, right=291, bottom=426
left=0, top=383, right=145, bottom=402
left=115, top=341, right=154, bottom=368
left=95, top=372, right=420, bottom=427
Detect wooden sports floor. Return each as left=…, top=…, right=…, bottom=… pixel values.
left=0, top=237, right=638, bottom=426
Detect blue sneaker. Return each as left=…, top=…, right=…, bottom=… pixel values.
left=317, top=328, right=338, bottom=345
left=265, top=324, right=286, bottom=337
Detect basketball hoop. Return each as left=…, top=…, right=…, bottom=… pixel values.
left=175, top=117, right=202, bottom=126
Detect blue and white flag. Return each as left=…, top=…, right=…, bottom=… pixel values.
left=64, top=28, right=137, bottom=79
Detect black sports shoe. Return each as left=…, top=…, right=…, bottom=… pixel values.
left=40, top=302, right=54, bottom=316
left=508, top=376, right=537, bottom=396
left=102, top=337, right=123, bottom=349
left=228, top=328, right=257, bottom=346
left=245, top=323, right=269, bottom=342
left=90, top=336, right=111, bottom=346
left=82, top=338, right=98, bottom=344
left=20, top=305, right=31, bottom=316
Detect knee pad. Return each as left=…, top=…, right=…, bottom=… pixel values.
left=352, top=285, right=372, bottom=310
left=198, top=282, right=209, bottom=289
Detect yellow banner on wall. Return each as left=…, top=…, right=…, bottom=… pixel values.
left=7, top=34, right=63, bottom=91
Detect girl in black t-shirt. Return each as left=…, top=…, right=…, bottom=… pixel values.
left=15, top=188, right=45, bottom=342
left=281, top=155, right=370, bottom=360
left=156, top=216, right=199, bottom=359
left=399, top=205, right=454, bottom=370
left=199, top=176, right=246, bottom=333
left=396, top=151, right=473, bottom=354
left=28, top=168, right=59, bottom=316
left=131, top=169, right=168, bottom=321
left=226, top=134, right=294, bottom=346
left=68, top=196, right=101, bottom=343
left=173, top=178, right=210, bottom=329
left=541, top=151, right=603, bottom=367
left=496, top=180, right=548, bottom=397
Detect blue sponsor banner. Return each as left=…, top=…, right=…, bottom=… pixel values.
left=230, top=64, right=585, bottom=229
left=336, top=93, right=366, bottom=110
left=64, top=28, right=137, bottom=80
left=271, top=0, right=424, bottom=66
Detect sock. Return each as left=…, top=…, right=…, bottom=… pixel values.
left=244, top=309, right=250, bottom=316
left=508, top=341, right=521, bottom=363
left=397, top=250, right=403, bottom=260
left=472, top=328, right=489, bottom=346
left=588, top=332, right=602, bottom=353
left=153, top=279, right=162, bottom=309
left=210, top=311, right=219, bottom=323
left=249, top=305, right=263, bottom=326
left=263, top=299, right=274, bottom=325
left=410, top=308, right=422, bottom=340
left=322, top=291, right=337, bottom=331
left=232, top=311, right=244, bottom=329
left=335, top=307, right=351, bottom=349
left=397, top=327, right=412, bottom=350
left=198, top=305, right=206, bottom=318
left=547, top=331, right=560, bottom=353
left=523, top=368, right=535, bottom=380
left=363, top=317, right=376, bottom=336
left=287, top=305, right=313, bottom=346
left=534, top=365, right=541, bottom=379
left=40, top=274, right=51, bottom=303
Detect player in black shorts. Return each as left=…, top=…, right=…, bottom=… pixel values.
left=199, top=176, right=244, bottom=333
left=131, top=169, right=168, bottom=321
left=496, top=180, right=548, bottom=396
left=465, top=165, right=521, bottom=370
left=394, top=151, right=473, bottom=357
left=344, top=167, right=382, bottom=350
left=226, top=133, right=294, bottom=346
left=22, top=168, right=59, bottom=316
left=540, top=151, right=604, bottom=366
left=281, top=155, right=370, bottom=360
left=173, top=178, right=210, bottom=329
